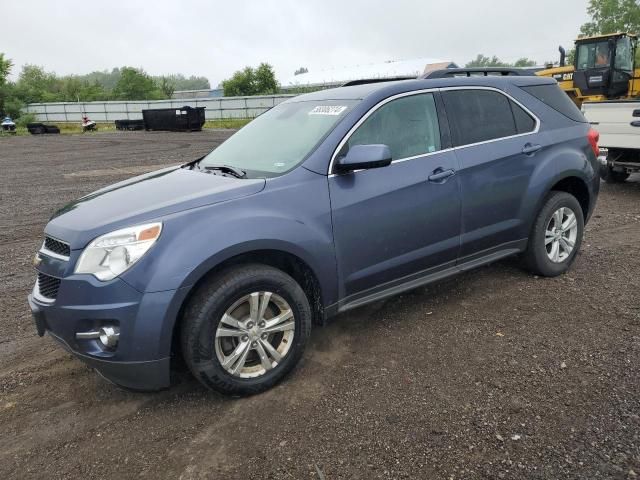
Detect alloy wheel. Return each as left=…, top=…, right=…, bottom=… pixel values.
left=214, top=292, right=295, bottom=378
left=545, top=207, right=578, bottom=263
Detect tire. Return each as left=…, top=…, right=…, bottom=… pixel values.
left=600, top=166, right=629, bottom=183
left=180, top=264, right=312, bottom=395
left=524, top=191, right=584, bottom=277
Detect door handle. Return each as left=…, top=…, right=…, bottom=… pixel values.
left=428, top=168, right=455, bottom=183
left=522, top=143, right=542, bottom=155
left=630, top=120, right=640, bottom=127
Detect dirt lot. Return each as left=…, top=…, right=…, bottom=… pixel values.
left=0, top=131, right=639, bottom=479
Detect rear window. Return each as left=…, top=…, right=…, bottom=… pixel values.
left=520, top=84, right=586, bottom=123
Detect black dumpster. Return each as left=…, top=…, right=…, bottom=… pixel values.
left=142, top=106, right=206, bottom=132
left=115, top=119, right=146, bottom=131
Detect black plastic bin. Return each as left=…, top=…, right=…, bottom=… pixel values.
left=142, top=106, right=206, bottom=132
left=115, top=119, right=146, bottom=131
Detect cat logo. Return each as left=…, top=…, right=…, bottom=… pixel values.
left=552, top=73, right=574, bottom=82
left=33, top=254, right=42, bottom=268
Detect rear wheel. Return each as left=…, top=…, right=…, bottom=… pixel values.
left=181, top=264, right=312, bottom=395
left=524, top=191, right=584, bottom=277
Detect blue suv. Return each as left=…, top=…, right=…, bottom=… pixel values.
left=28, top=76, right=600, bottom=395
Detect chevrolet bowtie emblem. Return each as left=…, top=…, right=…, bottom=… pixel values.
left=33, top=254, right=42, bottom=268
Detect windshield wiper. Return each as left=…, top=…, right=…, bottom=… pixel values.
left=201, top=164, right=246, bottom=179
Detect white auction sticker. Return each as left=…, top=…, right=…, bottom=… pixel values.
left=309, top=105, right=348, bottom=116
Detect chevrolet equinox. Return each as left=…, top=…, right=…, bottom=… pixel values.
left=28, top=76, right=600, bottom=395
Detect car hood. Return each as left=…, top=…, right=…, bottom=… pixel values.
left=45, top=166, right=266, bottom=249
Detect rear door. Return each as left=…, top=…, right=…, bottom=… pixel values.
left=329, top=91, right=461, bottom=302
left=441, top=88, right=545, bottom=261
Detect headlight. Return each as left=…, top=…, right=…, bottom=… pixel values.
left=75, top=223, right=162, bottom=281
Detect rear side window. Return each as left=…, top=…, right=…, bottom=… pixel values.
left=442, top=90, right=518, bottom=146
left=520, top=84, right=586, bottom=123
left=347, top=93, right=441, bottom=160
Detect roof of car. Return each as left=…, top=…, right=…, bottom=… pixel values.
left=287, top=76, right=557, bottom=103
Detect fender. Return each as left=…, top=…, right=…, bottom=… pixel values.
left=520, top=135, right=596, bottom=238
left=117, top=167, right=338, bottom=357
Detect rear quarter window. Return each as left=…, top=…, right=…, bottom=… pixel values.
left=511, top=101, right=536, bottom=133
left=520, top=84, right=586, bottom=123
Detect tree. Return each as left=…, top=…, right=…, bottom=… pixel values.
left=158, top=76, right=176, bottom=98
left=0, top=53, right=15, bottom=116
left=466, top=54, right=537, bottom=68
left=222, top=63, right=279, bottom=96
left=13, top=65, right=60, bottom=104
left=112, top=67, right=162, bottom=100
left=82, top=68, right=122, bottom=90
left=294, top=67, right=308, bottom=76
left=0, top=53, right=11, bottom=85
left=254, top=63, right=278, bottom=95
left=579, top=0, right=640, bottom=37
left=465, top=54, right=510, bottom=68
left=158, top=74, right=210, bottom=91
left=513, top=57, right=537, bottom=67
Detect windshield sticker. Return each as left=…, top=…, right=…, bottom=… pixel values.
left=309, top=105, right=348, bottom=116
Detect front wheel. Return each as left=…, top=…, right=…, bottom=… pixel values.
left=524, top=191, right=584, bottom=277
left=181, top=264, right=312, bottom=395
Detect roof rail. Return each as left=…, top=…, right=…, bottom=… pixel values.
left=421, top=67, right=539, bottom=79
left=341, top=76, right=416, bottom=87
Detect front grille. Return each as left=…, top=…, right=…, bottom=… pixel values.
left=37, top=272, right=61, bottom=300
left=43, top=236, right=70, bottom=258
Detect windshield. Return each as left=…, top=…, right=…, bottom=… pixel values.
left=200, top=100, right=357, bottom=177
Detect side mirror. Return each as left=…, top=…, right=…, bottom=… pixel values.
left=335, top=144, right=392, bottom=173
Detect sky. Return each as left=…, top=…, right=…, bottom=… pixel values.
left=4, top=0, right=590, bottom=87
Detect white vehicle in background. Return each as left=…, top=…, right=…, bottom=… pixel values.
left=583, top=100, right=640, bottom=182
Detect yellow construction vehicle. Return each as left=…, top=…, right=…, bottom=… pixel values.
left=536, top=32, right=639, bottom=106
left=537, top=32, right=640, bottom=182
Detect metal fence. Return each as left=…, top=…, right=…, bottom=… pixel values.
left=25, top=94, right=296, bottom=123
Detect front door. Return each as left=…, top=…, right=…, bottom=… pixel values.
left=328, top=92, right=461, bottom=303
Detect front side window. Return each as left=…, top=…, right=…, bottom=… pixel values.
left=201, top=99, right=356, bottom=177
left=346, top=93, right=441, bottom=161
left=442, top=89, right=520, bottom=146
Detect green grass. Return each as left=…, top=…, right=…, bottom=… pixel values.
left=58, top=123, right=118, bottom=134
left=204, top=118, right=253, bottom=129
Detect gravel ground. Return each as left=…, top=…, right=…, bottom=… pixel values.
left=0, top=131, right=639, bottom=480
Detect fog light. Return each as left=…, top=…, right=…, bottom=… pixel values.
left=99, top=326, right=120, bottom=348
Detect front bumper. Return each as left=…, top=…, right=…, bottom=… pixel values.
left=27, top=276, right=181, bottom=391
